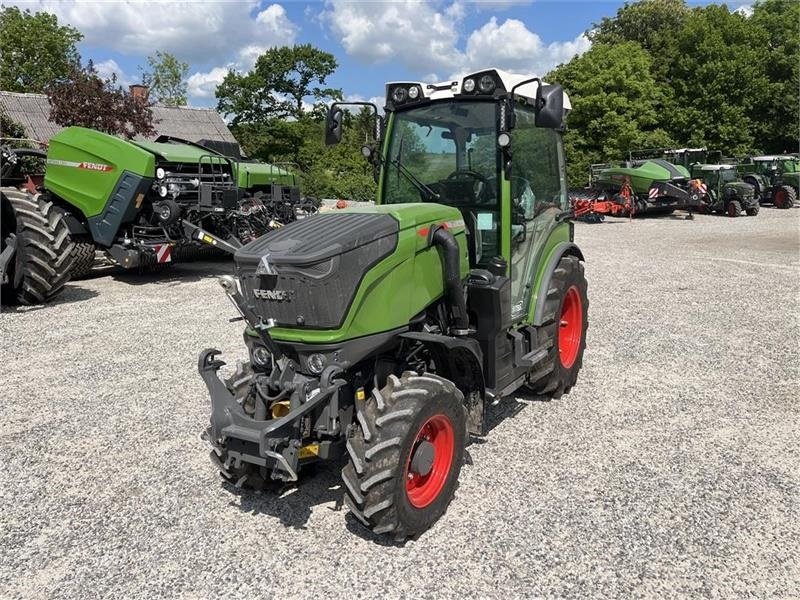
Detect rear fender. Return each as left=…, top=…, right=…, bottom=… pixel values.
left=531, top=242, right=584, bottom=327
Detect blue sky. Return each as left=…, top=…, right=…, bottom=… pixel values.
left=12, top=1, right=751, bottom=109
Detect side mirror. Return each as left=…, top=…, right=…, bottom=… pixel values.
left=325, top=107, right=343, bottom=146
left=535, top=84, right=565, bottom=129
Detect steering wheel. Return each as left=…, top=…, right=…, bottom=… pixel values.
left=446, top=169, right=487, bottom=184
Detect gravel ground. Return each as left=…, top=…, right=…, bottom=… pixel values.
left=1, top=207, right=798, bottom=599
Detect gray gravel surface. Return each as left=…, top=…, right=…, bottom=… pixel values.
left=1, top=208, right=798, bottom=599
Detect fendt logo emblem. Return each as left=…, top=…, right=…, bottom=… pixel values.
left=253, top=289, right=294, bottom=301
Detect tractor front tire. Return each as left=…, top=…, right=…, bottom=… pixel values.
left=69, top=235, right=97, bottom=279
left=342, top=372, right=466, bottom=540
left=526, top=255, right=589, bottom=398
left=772, top=185, right=795, bottom=209
left=745, top=204, right=760, bottom=217
left=727, top=200, right=742, bottom=218
left=0, top=188, right=75, bottom=306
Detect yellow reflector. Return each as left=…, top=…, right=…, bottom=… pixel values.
left=356, top=388, right=366, bottom=401
left=270, top=400, right=290, bottom=419
left=298, top=443, right=320, bottom=459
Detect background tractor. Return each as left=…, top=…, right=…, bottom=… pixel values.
left=737, top=155, right=798, bottom=209
left=0, top=129, right=306, bottom=306
left=690, top=164, right=758, bottom=217
left=198, top=69, right=589, bottom=540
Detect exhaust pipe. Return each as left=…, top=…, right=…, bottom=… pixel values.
left=431, top=227, right=470, bottom=336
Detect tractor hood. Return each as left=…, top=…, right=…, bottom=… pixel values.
left=235, top=211, right=400, bottom=330
left=132, top=140, right=218, bottom=163
left=726, top=181, right=755, bottom=198
left=233, top=203, right=463, bottom=332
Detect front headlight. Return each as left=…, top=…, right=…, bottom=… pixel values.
left=478, top=74, right=495, bottom=94
left=392, top=86, right=408, bottom=104
left=251, top=345, right=271, bottom=368
left=156, top=167, right=166, bottom=180
left=463, top=78, right=476, bottom=93
left=158, top=185, right=168, bottom=197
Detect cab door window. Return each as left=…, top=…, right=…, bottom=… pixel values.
left=508, top=107, right=567, bottom=319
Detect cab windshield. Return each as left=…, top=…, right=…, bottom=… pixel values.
left=720, top=168, right=737, bottom=183
left=382, top=101, right=500, bottom=205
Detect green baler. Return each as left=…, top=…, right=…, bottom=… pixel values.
left=198, top=69, right=589, bottom=540
left=0, top=127, right=282, bottom=305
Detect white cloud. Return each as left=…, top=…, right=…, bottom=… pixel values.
left=23, top=1, right=298, bottom=64
left=15, top=1, right=299, bottom=102
left=463, top=17, right=590, bottom=76
left=186, top=67, right=230, bottom=99
left=93, top=59, right=135, bottom=88
left=734, top=4, right=753, bottom=17
left=324, top=2, right=589, bottom=83
left=324, top=0, right=466, bottom=73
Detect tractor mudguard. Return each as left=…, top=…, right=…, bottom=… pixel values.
left=399, top=331, right=486, bottom=436
left=531, top=242, right=584, bottom=327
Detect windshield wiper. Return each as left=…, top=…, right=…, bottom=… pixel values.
left=389, top=157, right=440, bottom=202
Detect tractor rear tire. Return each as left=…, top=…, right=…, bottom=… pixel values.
left=745, top=204, right=760, bottom=217
left=0, top=188, right=75, bottom=306
left=727, top=200, right=742, bottom=218
left=526, top=255, right=589, bottom=399
left=772, top=185, right=795, bottom=209
left=342, top=372, right=466, bottom=540
left=69, top=235, right=97, bottom=279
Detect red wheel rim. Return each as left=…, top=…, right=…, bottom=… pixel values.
left=775, top=190, right=785, bottom=208
left=558, top=285, right=583, bottom=369
left=405, top=414, right=455, bottom=508
left=727, top=203, right=736, bottom=217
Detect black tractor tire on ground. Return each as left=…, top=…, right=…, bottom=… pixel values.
left=745, top=204, right=760, bottom=217
left=526, top=255, right=589, bottom=399
left=727, top=200, right=742, bottom=217
left=69, top=236, right=97, bottom=279
left=342, top=372, right=467, bottom=540
left=772, top=185, right=796, bottom=209
left=0, top=188, right=75, bottom=306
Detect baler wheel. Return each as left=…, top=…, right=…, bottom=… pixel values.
left=727, top=200, right=742, bottom=218
left=69, top=236, right=97, bottom=279
left=342, top=372, right=466, bottom=540
left=772, top=185, right=795, bottom=209
left=0, top=188, right=75, bottom=306
left=525, top=255, right=589, bottom=398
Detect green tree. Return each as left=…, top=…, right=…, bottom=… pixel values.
left=547, top=42, right=674, bottom=186
left=0, top=6, right=83, bottom=93
left=141, top=51, right=189, bottom=106
left=666, top=4, right=768, bottom=153
left=47, top=62, right=155, bottom=139
left=217, top=44, right=342, bottom=124
left=749, top=0, right=800, bottom=153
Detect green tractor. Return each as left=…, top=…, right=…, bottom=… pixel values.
left=0, top=128, right=299, bottom=305
left=198, top=69, right=589, bottom=539
left=690, top=164, right=759, bottom=217
left=737, top=155, right=799, bottom=209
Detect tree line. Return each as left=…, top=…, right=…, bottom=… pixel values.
left=1, top=1, right=797, bottom=194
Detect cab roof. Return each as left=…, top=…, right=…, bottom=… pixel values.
left=386, top=68, right=572, bottom=110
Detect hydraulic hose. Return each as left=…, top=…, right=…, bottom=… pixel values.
left=431, top=227, right=470, bottom=335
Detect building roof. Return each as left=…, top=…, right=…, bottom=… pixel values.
left=0, top=91, right=237, bottom=145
